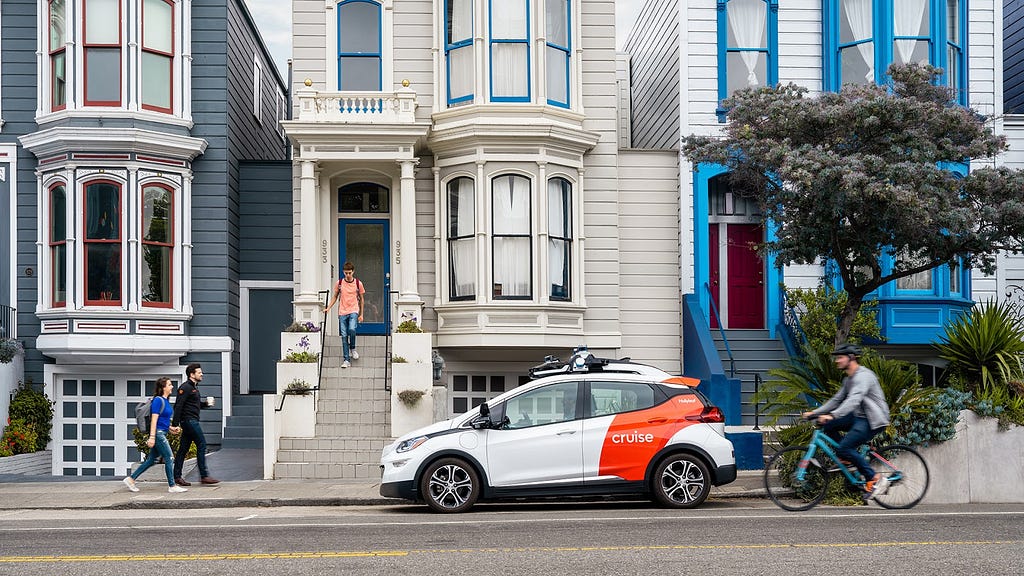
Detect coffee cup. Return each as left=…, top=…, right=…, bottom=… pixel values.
left=206, top=396, right=215, bottom=407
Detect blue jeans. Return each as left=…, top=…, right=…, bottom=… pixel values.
left=339, top=312, right=359, bottom=360
left=131, top=429, right=175, bottom=487
left=173, top=419, right=209, bottom=479
left=823, top=413, right=882, bottom=482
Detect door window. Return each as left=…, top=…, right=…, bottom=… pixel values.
left=588, top=381, right=657, bottom=417
left=503, top=381, right=578, bottom=429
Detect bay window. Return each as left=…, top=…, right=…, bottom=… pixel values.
left=545, top=0, right=570, bottom=107
left=489, top=0, right=529, bottom=101
left=337, top=0, right=382, bottom=91
left=448, top=178, right=476, bottom=300
left=83, top=0, right=122, bottom=106
left=84, top=181, right=121, bottom=305
left=492, top=174, right=531, bottom=299
left=50, top=0, right=67, bottom=110
left=141, top=184, right=173, bottom=307
left=50, top=184, right=68, bottom=306
left=141, top=0, right=173, bottom=113
left=445, top=0, right=474, bottom=105
left=548, top=178, right=571, bottom=300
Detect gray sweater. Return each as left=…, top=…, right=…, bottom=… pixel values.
left=814, top=366, right=891, bottom=430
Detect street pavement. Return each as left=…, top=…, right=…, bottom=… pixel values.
left=0, top=448, right=766, bottom=510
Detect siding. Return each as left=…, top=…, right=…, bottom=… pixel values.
left=239, top=161, right=293, bottom=281
left=622, top=0, right=680, bottom=150
left=617, top=150, right=681, bottom=372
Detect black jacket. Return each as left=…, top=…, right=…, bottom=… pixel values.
left=171, top=380, right=204, bottom=426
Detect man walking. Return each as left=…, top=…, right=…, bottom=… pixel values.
left=171, top=362, right=220, bottom=486
left=323, top=261, right=365, bottom=369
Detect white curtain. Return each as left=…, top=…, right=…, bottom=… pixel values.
left=450, top=178, right=475, bottom=298
left=547, top=179, right=569, bottom=298
left=449, top=0, right=472, bottom=42
left=493, top=176, right=531, bottom=297
left=728, top=0, right=767, bottom=87
left=492, top=44, right=528, bottom=98
left=845, top=0, right=874, bottom=82
left=449, top=46, right=474, bottom=101
left=894, top=0, right=928, bottom=64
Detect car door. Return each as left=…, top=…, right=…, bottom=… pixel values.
left=582, top=380, right=663, bottom=483
left=485, top=381, right=584, bottom=487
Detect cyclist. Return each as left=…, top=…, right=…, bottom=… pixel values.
left=802, top=343, right=892, bottom=499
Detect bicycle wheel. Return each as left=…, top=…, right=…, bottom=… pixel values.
left=764, top=446, right=830, bottom=511
left=869, top=444, right=930, bottom=509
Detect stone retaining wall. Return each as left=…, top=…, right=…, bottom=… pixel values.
left=0, top=450, right=52, bottom=475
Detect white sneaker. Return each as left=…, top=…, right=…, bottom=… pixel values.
left=123, top=477, right=139, bottom=493
left=350, top=350, right=359, bottom=360
left=168, top=485, right=188, bottom=493
left=342, top=360, right=351, bottom=368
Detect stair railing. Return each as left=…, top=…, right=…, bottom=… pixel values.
left=277, top=291, right=330, bottom=414
left=779, top=289, right=809, bottom=356
left=385, top=289, right=398, bottom=392
left=0, top=304, right=15, bottom=338
left=704, top=282, right=735, bottom=377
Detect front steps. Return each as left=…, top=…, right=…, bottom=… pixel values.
left=711, top=329, right=790, bottom=427
left=274, top=335, right=393, bottom=479
left=221, top=395, right=264, bottom=449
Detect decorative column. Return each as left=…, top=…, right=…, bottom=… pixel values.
left=294, top=159, right=320, bottom=322
left=395, top=159, right=423, bottom=325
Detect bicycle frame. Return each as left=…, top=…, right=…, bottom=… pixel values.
left=795, top=428, right=901, bottom=487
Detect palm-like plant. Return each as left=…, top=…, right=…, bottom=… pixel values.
left=934, top=300, right=1024, bottom=391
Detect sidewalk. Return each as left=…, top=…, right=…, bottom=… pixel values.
left=0, top=448, right=765, bottom=510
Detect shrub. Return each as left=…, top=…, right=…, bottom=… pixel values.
left=283, top=321, right=320, bottom=333
left=784, top=285, right=883, bottom=353
left=0, top=419, right=38, bottom=455
left=971, top=382, right=1024, bottom=430
left=397, top=389, right=425, bottom=406
left=886, top=387, right=970, bottom=446
left=0, top=338, right=23, bottom=364
left=131, top=428, right=198, bottom=459
left=282, top=350, right=319, bottom=363
left=391, top=355, right=407, bottom=363
left=8, top=380, right=54, bottom=452
left=283, top=379, right=313, bottom=396
left=395, top=319, right=422, bottom=333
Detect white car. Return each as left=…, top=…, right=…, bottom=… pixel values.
left=380, top=352, right=737, bottom=512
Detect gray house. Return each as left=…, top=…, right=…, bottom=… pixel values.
left=2, top=0, right=287, bottom=476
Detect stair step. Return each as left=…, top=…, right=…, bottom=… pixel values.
left=221, top=437, right=263, bottom=449
left=273, top=461, right=382, bottom=479
left=225, top=414, right=262, bottom=426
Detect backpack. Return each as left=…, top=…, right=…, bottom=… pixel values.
left=135, top=397, right=155, bottom=434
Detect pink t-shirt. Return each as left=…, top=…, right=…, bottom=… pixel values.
left=338, top=278, right=365, bottom=315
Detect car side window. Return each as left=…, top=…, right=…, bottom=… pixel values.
left=589, top=381, right=657, bottom=417
left=503, top=381, right=579, bottom=429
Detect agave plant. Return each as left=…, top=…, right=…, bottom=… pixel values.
left=934, top=300, right=1024, bottom=391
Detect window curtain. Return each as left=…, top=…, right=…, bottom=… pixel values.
left=894, top=0, right=928, bottom=64
left=728, top=0, right=767, bottom=87
left=548, top=179, right=569, bottom=299
left=491, top=0, right=528, bottom=98
left=493, top=175, right=530, bottom=297
left=449, top=178, right=476, bottom=298
left=844, top=0, right=874, bottom=82
left=447, top=0, right=473, bottom=101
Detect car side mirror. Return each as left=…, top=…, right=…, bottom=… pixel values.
left=470, top=402, right=492, bottom=429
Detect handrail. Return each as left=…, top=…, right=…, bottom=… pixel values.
left=703, top=282, right=735, bottom=377
left=734, top=369, right=764, bottom=431
left=385, top=289, right=398, bottom=392
left=278, top=292, right=330, bottom=414
left=0, top=304, right=15, bottom=339
left=779, top=289, right=809, bottom=355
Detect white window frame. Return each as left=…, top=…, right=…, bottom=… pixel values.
left=253, top=54, right=262, bottom=124
left=325, top=0, right=394, bottom=92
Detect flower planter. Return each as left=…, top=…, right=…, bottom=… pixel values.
left=278, top=393, right=316, bottom=437
left=391, top=332, right=431, bottom=364
left=281, top=332, right=322, bottom=360
left=277, top=362, right=318, bottom=394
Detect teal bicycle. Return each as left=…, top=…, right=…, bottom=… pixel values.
left=763, top=422, right=930, bottom=511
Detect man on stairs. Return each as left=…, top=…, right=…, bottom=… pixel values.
left=324, top=261, right=365, bottom=369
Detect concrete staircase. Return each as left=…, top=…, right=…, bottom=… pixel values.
left=710, top=329, right=791, bottom=427
left=274, top=335, right=393, bottom=479
left=221, top=395, right=264, bottom=449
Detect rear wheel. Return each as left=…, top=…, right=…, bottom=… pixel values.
left=651, top=453, right=711, bottom=508
left=869, top=445, right=929, bottom=509
left=764, top=446, right=830, bottom=511
left=420, top=457, right=481, bottom=513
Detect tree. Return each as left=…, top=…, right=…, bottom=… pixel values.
left=683, top=64, right=1024, bottom=345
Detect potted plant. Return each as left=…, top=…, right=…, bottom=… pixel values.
left=282, top=379, right=313, bottom=396
left=281, top=319, right=323, bottom=360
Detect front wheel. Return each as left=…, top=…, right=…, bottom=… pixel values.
left=651, top=453, right=711, bottom=508
left=869, top=445, right=929, bottom=509
left=764, top=446, right=830, bottom=511
left=420, top=457, right=481, bottom=513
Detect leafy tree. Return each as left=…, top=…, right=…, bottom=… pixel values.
left=683, top=64, right=1024, bottom=344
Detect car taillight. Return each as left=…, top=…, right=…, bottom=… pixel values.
left=685, top=406, right=725, bottom=423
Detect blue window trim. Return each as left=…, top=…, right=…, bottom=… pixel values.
left=822, top=0, right=968, bottom=104
left=445, top=0, right=474, bottom=106
left=488, top=0, right=531, bottom=103
left=716, top=0, right=779, bottom=122
left=546, top=0, right=571, bottom=108
left=337, top=0, right=383, bottom=92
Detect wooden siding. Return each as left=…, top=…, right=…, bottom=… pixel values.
left=622, top=0, right=680, bottom=149
left=239, top=161, right=293, bottom=281
left=291, top=0, right=327, bottom=107
left=617, top=150, right=682, bottom=372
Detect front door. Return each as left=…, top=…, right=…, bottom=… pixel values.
left=338, top=219, right=390, bottom=335
left=726, top=223, right=765, bottom=329
left=247, top=288, right=293, bottom=393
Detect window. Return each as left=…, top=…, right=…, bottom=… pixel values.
left=50, top=184, right=67, bottom=306
left=717, top=0, right=777, bottom=121
left=448, top=178, right=476, bottom=300
left=548, top=177, right=570, bottom=300
left=141, top=0, right=173, bottom=113
left=84, top=181, right=121, bottom=305
left=489, top=0, right=529, bottom=101
left=492, top=174, right=531, bottom=299
left=252, top=56, right=262, bottom=123
left=337, top=0, right=382, bottom=91
left=545, top=0, right=570, bottom=107
left=50, top=0, right=67, bottom=110
left=503, top=382, right=578, bottom=429
left=445, top=0, right=474, bottom=105
left=589, top=381, right=656, bottom=417
left=141, top=184, right=172, bottom=307
left=824, top=0, right=967, bottom=102
left=83, top=0, right=122, bottom=106
left=338, top=182, right=389, bottom=213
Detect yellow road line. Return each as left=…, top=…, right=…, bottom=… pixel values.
left=0, top=541, right=1019, bottom=563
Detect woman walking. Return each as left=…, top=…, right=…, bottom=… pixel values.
left=123, top=377, right=188, bottom=493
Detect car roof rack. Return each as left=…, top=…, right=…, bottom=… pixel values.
left=528, top=346, right=642, bottom=379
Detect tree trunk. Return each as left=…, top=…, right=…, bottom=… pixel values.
left=834, top=292, right=865, bottom=346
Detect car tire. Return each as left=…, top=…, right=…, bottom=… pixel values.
left=420, top=457, right=481, bottom=513
left=651, top=453, right=711, bottom=509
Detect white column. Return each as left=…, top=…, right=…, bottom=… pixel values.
left=395, top=159, right=423, bottom=324
left=295, top=159, right=320, bottom=322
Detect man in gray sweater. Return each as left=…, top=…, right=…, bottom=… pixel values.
left=803, top=344, right=891, bottom=499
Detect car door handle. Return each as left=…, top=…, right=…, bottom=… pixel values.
left=647, top=417, right=668, bottom=424
left=556, top=429, right=577, bottom=436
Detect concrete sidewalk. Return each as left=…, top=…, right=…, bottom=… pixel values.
left=0, top=448, right=766, bottom=510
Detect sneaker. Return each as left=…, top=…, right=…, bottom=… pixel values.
left=168, top=485, right=188, bottom=493
left=342, top=360, right=351, bottom=369
left=350, top=350, right=359, bottom=360
left=871, top=475, right=891, bottom=498
left=123, top=477, right=139, bottom=493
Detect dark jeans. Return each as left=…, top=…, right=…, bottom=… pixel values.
left=131, top=429, right=175, bottom=487
left=822, top=413, right=882, bottom=482
left=173, top=419, right=209, bottom=479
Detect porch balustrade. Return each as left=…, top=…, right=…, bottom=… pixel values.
left=293, top=86, right=418, bottom=124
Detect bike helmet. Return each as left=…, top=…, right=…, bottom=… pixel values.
left=830, top=343, right=862, bottom=357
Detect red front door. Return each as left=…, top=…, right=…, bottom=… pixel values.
left=726, top=224, right=765, bottom=329
left=709, top=224, right=721, bottom=328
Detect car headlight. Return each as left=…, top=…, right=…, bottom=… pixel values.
left=396, top=436, right=428, bottom=453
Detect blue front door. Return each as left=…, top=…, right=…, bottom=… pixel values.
left=338, top=219, right=390, bottom=335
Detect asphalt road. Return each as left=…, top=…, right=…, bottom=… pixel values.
left=1, top=500, right=1022, bottom=576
